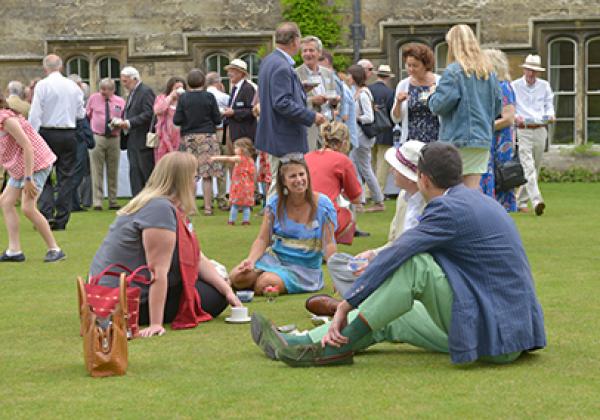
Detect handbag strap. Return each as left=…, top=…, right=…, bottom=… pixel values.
left=89, top=263, right=152, bottom=286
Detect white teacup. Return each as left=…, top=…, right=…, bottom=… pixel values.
left=230, top=306, right=248, bottom=321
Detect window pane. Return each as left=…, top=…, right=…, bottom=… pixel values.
left=80, top=60, right=90, bottom=80
left=241, top=53, right=260, bottom=79
left=550, top=40, right=575, bottom=66
left=555, top=94, right=575, bottom=118
left=111, top=58, right=120, bottom=78
left=587, top=95, right=600, bottom=118
left=219, top=57, right=230, bottom=78
left=588, top=40, right=600, bottom=65
left=67, top=60, right=79, bottom=75
left=99, top=58, right=108, bottom=77
left=552, top=121, right=574, bottom=144
left=588, top=68, right=600, bottom=92
left=435, top=42, right=448, bottom=73
left=587, top=121, right=600, bottom=143
left=550, top=67, right=574, bottom=92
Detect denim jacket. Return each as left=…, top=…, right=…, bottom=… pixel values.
left=428, top=62, right=502, bottom=149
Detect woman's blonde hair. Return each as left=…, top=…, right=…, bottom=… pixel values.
left=119, top=152, right=198, bottom=216
left=446, top=24, right=492, bottom=79
left=484, top=48, right=511, bottom=81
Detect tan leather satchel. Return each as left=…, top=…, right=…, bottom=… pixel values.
left=77, top=274, right=128, bottom=377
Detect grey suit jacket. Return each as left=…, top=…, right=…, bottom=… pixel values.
left=123, top=82, right=155, bottom=151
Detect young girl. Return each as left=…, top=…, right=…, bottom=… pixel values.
left=0, top=93, right=65, bottom=262
left=211, top=138, right=255, bottom=225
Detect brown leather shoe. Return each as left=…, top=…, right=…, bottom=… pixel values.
left=534, top=202, right=545, bottom=216
left=305, top=294, right=341, bottom=317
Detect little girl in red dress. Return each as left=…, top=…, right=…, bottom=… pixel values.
left=211, top=138, right=255, bottom=225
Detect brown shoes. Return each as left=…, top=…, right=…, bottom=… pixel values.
left=364, top=202, right=385, bottom=213
left=305, top=294, right=341, bottom=317
left=534, top=202, right=546, bottom=216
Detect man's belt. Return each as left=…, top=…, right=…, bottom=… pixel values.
left=40, top=126, right=76, bottom=130
left=517, top=124, right=546, bottom=129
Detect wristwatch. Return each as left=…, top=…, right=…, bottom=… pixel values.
left=24, top=176, right=32, bottom=182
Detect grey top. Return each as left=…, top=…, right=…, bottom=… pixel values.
left=89, top=197, right=179, bottom=301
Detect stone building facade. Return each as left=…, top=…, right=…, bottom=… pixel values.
left=1, top=0, right=599, bottom=145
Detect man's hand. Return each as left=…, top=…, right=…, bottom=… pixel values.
left=321, top=301, right=352, bottom=348
left=222, top=107, right=235, bottom=117
left=314, top=113, right=327, bottom=125
left=355, top=249, right=376, bottom=262
left=311, top=95, right=327, bottom=106
left=328, top=95, right=341, bottom=107
left=119, top=120, right=130, bottom=129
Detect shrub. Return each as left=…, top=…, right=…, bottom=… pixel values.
left=280, top=0, right=350, bottom=70
left=539, top=166, right=600, bottom=182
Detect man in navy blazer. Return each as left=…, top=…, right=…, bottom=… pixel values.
left=255, top=22, right=326, bottom=160
left=256, top=142, right=546, bottom=367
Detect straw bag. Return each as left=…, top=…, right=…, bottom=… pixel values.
left=77, top=275, right=128, bottom=377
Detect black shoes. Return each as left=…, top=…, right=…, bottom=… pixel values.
left=354, top=229, right=370, bottom=238
left=0, top=251, right=25, bottom=262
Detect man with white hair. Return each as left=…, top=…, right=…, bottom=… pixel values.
left=6, top=81, right=30, bottom=118
left=296, top=36, right=339, bottom=151
left=118, top=66, right=156, bottom=196
left=29, top=54, right=85, bottom=230
left=357, top=59, right=374, bottom=82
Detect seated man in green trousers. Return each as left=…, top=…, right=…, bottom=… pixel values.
left=251, top=142, right=546, bottom=366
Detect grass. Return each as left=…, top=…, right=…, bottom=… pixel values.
left=1, top=183, right=599, bottom=418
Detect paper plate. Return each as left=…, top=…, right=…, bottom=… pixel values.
left=225, top=317, right=252, bottom=324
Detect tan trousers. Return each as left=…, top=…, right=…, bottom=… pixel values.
left=267, top=154, right=281, bottom=200
left=516, top=127, right=546, bottom=208
left=89, top=134, right=120, bottom=207
left=372, top=144, right=390, bottom=193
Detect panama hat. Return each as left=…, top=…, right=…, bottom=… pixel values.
left=376, top=64, right=394, bottom=77
left=384, top=140, right=426, bottom=182
left=520, top=54, right=545, bottom=72
left=224, top=58, right=249, bottom=74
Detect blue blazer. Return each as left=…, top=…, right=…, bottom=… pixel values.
left=345, top=185, right=546, bottom=364
left=255, top=49, right=315, bottom=157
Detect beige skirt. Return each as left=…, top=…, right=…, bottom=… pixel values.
left=181, top=133, right=224, bottom=178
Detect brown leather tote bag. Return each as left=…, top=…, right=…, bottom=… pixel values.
left=77, top=274, right=128, bottom=377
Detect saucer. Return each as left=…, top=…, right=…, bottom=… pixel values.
left=225, top=316, right=252, bottom=324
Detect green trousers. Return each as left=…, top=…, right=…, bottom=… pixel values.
left=309, top=253, right=521, bottom=363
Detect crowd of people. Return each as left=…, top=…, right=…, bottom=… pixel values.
left=0, top=21, right=549, bottom=367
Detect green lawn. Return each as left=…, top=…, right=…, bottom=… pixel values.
left=1, top=183, right=599, bottom=418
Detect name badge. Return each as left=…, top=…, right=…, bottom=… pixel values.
left=235, top=101, right=244, bottom=107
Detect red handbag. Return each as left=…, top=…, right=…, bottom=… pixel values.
left=84, top=264, right=152, bottom=339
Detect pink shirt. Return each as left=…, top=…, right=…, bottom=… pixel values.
left=0, top=109, right=56, bottom=178
left=86, top=92, right=126, bottom=136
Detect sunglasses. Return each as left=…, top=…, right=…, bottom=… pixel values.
left=279, top=153, right=305, bottom=164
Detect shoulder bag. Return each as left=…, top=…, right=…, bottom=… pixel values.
left=146, top=113, right=159, bottom=148
left=495, top=143, right=527, bottom=193
left=358, top=88, right=392, bottom=138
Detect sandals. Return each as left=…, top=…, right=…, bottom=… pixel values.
left=204, top=208, right=213, bottom=216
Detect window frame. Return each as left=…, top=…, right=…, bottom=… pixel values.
left=547, top=37, right=578, bottom=144
left=434, top=41, right=448, bottom=76
left=97, top=56, right=121, bottom=95
left=585, top=36, right=600, bottom=143
left=65, top=56, right=90, bottom=85
left=205, top=52, right=231, bottom=92
left=239, top=52, right=260, bottom=84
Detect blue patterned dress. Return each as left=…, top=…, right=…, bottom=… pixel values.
left=255, top=194, right=337, bottom=293
left=407, top=84, right=440, bottom=142
left=480, top=81, right=517, bottom=212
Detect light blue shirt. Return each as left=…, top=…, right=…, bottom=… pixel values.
left=276, top=48, right=296, bottom=66
left=342, top=83, right=359, bottom=148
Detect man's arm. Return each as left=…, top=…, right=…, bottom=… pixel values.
left=28, top=83, right=43, bottom=131
left=344, top=198, right=457, bottom=308
left=270, top=66, right=316, bottom=127
left=128, top=87, right=155, bottom=130
left=544, top=82, right=556, bottom=118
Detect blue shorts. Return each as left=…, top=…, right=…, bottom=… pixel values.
left=8, top=166, right=52, bottom=192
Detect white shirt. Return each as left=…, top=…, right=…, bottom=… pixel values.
left=230, top=79, right=245, bottom=105
left=511, top=77, right=555, bottom=121
left=402, top=190, right=425, bottom=233
left=28, top=71, right=85, bottom=131
left=206, top=86, right=230, bottom=129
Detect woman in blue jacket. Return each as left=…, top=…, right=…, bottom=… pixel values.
left=428, top=24, right=502, bottom=189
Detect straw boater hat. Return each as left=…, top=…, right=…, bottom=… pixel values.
left=224, top=58, right=249, bottom=74
left=384, top=140, right=426, bottom=182
left=520, top=54, right=545, bottom=72
left=376, top=64, right=394, bottom=78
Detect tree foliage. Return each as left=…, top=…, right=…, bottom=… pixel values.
left=280, top=0, right=350, bottom=70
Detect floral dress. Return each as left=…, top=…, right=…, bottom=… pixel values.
left=256, top=151, right=271, bottom=184
left=480, top=81, right=517, bottom=212
left=229, top=155, right=255, bottom=207
left=407, top=84, right=440, bottom=142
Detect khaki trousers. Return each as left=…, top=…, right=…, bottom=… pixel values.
left=89, top=134, right=120, bottom=207
left=516, top=127, right=546, bottom=208
left=216, top=128, right=232, bottom=206
left=371, top=144, right=390, bottom=194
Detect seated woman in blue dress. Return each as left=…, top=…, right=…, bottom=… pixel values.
left=229, top=154, right=337, bottom=295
